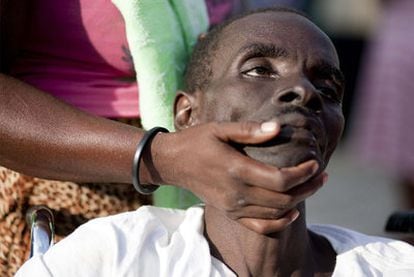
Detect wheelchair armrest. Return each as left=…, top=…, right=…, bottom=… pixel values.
left=385, top=210, right=414, bottom=234
left=26, top=206, right=55, bottom=258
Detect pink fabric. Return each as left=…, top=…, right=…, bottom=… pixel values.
left=206, top=0, right=234, bottom=25
left=10, top=0, right=234, bottom=118
left=10, top=0, right=139, bottom=117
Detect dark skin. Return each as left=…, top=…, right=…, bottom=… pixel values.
left=175, top=12, right=345, bottom=276
left=0, top=2, right=321, bottom=233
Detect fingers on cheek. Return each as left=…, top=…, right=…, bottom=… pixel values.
left=217, top=187, right=249, bottom=215
left=245, top=187, right=297, bottom=211
left=306, top=174, right=326, bottom=194
left=289, top=172, right=327, bottom=199
left=227, top=154, right=274, bottom=186
left=238, top=209, right=300, bottom=235
left=228, top=205, right=285, bottom=220
left=218, top=121, right=278, bottom=144
left=277, top=160, right=320, bottom=191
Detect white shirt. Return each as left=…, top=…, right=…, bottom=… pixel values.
left=16, top=206, right=414, bottom=277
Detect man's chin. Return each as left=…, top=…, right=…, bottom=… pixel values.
left=243, top=144, right=322, bottom=169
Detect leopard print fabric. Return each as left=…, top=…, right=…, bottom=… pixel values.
left=0, top=118, right=152, bottom=276
left=0, top=166, right=151, bottom=276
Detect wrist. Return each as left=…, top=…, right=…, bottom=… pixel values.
left=155, top=131, right=182, bottom=185
left=139, top=129, right=179, bottom=186
left=132, top=127, right=169, bottom=194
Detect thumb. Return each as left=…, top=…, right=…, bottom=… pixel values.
left=213, top=121, right=280, bottom=144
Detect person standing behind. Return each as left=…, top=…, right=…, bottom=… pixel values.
left=0, top=0, right=295, bottom=275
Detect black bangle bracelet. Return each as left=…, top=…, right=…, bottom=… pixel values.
left=132, top=127, right=169, bottom=194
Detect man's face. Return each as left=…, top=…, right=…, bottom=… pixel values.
left=188, top=12, right=345, bottom=169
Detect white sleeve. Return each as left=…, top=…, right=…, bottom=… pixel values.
left=15, top=255, right=53, bottom=277
left=15, top=219, right=116, bottom=277
left=15, top=207, right=206, bottom=277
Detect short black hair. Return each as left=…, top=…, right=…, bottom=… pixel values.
left=184, top=6, right=309, bottom=93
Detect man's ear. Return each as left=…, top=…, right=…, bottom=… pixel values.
left=174, top=90, right=201, bottom=131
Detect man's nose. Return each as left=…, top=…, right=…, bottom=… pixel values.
left=272, top=79, right=322, bottom=113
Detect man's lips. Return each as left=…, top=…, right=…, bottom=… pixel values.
left=255, top=125, right=319, bottom=155
left=276, top=110, right=323, bottom=137
left=241, top=108, right=327, bottom=168
left=258, top=110, right=324, bottom=150
left=282, top=126, right=317, bottom=147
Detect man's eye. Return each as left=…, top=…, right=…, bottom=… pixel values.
left=318, top=87, right=341, bottom=104
left=243, top=67, right=277, bottom=78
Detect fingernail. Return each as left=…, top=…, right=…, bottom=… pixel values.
left=322, top=172, right=329, bottom=184
left=311, top=161, right=319, bottom=174
left=260, top=121, right=278, bottom=133
left=290, top=210, right=300, bottom=223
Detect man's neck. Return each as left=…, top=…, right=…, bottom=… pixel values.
left=204, top=205, right=336, bottom=277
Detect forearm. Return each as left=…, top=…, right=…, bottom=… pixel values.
left=0, top=73, right=146, bottom=183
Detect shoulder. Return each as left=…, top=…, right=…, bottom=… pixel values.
left=17, top=206, right=206, bottom=276
left=66, top=205, right=205, bottom=252
left=83, top=205, right=205, bottom=235
left=309, top=224, right=414, bottom=275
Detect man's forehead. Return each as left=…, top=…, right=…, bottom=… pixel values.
left=216, top=11, right=337, bottom=62
left=222, top=11, right=317, bottom=40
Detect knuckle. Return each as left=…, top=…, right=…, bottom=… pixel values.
left=221, top=190, right=247, bottom=212
left=279, top=194, right=295, bottom=207
left=227, top=162, right=244, bottom=180
left=226, top=210, right=240, bottom=220
left=270, top=209, right=284, bottom=219
left=251, top=221, right=268, bottom=234
left=206, top=122, right=221, bottom=137
left=239, top=121, right=257, bottom=136
left=256, top=226, right=268, bottom=235
left=274, top=173, right=290, bottom=192
left=276, top=204, right=290, bottom=213
left=209, top=121, right=220, bottom=132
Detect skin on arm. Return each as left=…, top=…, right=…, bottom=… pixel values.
left=0, top=73, right=144, bottom=183
left=0, top=1, right=143, bottom=183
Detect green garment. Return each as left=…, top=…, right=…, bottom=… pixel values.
left=112, top=0, right=209, bottom=208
